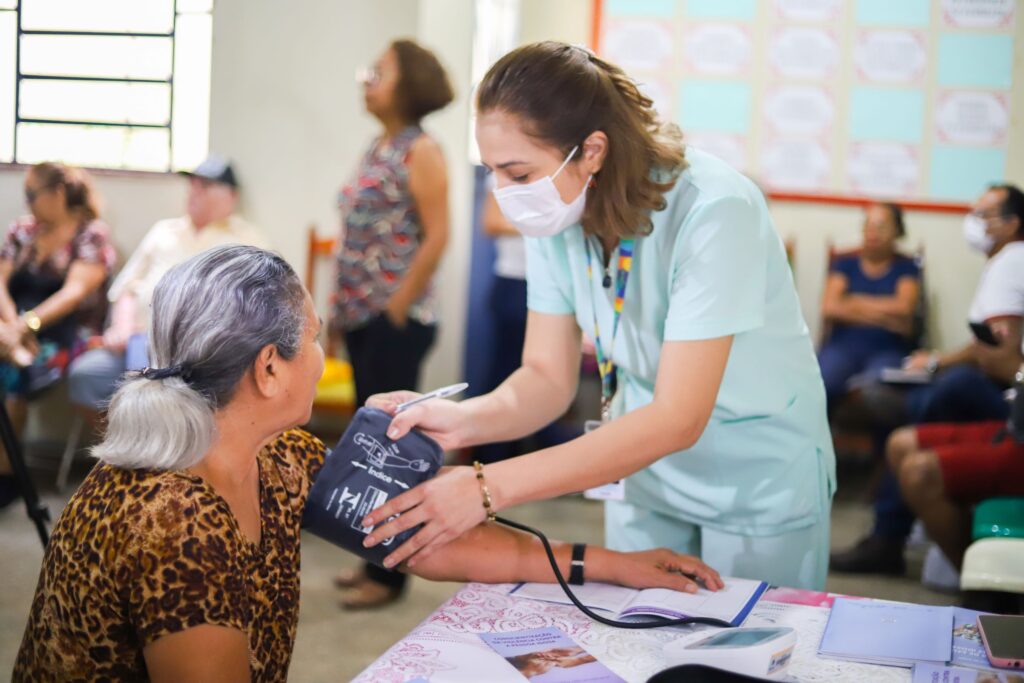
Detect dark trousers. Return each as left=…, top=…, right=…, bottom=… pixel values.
left=872, top=364, right=1010, bottom=540
left=817, top=338, right=906, bottom=415
left=344, top=314, right=437, bottom=590
left=474, top=276, right=580, bottom=464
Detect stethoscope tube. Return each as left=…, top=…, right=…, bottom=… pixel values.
left=495, top=516, right=733, bottom=630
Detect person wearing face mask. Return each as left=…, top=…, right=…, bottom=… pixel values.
left=357, top=42, right=837, bottom=591
left=831, top=183, right=1024, bottom=576
left=898, top=184, right=1024, bottom=421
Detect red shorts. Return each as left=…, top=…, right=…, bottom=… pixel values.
left=916, top=421, right=1024, bottom=502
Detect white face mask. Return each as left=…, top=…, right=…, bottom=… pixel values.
left=963, top=213, right=995, bottom=255
left=492, top=146, right=592, bottom=238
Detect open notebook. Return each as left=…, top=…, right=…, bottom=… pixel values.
left=509, top=576, right=768, bottom=627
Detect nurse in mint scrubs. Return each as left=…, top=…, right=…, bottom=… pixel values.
left=361, top=42, right=836, bottom=590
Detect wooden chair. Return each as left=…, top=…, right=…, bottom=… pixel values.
left=305, top=225, right=356, bottom=424
left=306, top=224, right=337, bottom=293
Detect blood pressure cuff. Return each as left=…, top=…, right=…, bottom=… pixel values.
left=303, top=407, right=444, bottom=567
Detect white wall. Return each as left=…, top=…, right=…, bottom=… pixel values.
left=415, top=0, right=475, bottom=390
left=520, top=0, right=592, bottom=46
left=208, top=0, right=475, bottom=390
left=208, top=0, right=419, bottom=270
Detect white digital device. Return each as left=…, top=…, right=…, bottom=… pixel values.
left=663, top=627, right=798, bottom=680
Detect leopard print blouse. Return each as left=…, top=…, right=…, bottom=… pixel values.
left=14, top=429, right=326, bottom=683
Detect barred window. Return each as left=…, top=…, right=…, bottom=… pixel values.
left=0, top=0, right=212, bottom=172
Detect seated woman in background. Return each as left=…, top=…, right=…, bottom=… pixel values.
left=818, top=202, right=920, bottom=411
left=0, top=162, right=115, bottom=509
left=14, top=245, right=721, bottom=683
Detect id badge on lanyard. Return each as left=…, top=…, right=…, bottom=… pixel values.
left=582, top=237, right=634, bottom=503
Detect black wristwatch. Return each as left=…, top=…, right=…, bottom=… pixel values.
left=569, top=543, right=586, bottom=586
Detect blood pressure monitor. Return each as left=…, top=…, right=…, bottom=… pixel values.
left=662, top=627, right=797, bottom=680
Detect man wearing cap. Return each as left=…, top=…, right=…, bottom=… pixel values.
left=67, top=155, right=270, bottom=417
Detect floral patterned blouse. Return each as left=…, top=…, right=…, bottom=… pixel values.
left=332, top=124, right=439, bottom=331
left=14, top=429, right=328, bottom=683
left=1, top=215, right=117, bottom=340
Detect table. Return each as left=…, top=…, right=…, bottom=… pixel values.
left=354, top=583, right=911, bottom=682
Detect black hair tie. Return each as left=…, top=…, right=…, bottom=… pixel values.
left=139, top=365, right=192, bottom=382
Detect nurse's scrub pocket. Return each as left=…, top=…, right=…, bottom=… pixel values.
left=582, top=419, right=625, bottom=502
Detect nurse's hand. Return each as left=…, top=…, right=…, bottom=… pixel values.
left=361, top=464, right=486, bottom=568
left=592, top=548, right=725, bottom=593
left=366, top=390, right=474, bottom=451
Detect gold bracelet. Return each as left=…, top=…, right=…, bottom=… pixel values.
left=472, top=460, right=497, bottom=522
left=21, top=309, right=41, bottom=333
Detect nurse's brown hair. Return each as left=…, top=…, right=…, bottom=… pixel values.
left=477, top=41, right=686, bottom=240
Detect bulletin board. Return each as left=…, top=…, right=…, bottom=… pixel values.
left=592, top=0, right=1016, bottom=209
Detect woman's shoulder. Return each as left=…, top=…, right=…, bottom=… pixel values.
left=79, top=217, right=111, bottom=235
left=76, top=218, right=113, bottom=244
left=406, top=131, right=445, bottom=170
left=61, top=463, right=217, bottom=553
left=268, top=428, right=326, bottom=458
left=263, top=428, right=328, bottom=490
left=677, top=147, right=760, bottom=201
left=892, top=253, right=921, bottom=276
left=832, top=252, right=861, bottom=269
left=73, top=219, right=116, bottom=267
left=5, top=215, right=39, bottom=239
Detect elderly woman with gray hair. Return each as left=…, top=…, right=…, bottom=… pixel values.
left=13, top=245, right=720, bottom=682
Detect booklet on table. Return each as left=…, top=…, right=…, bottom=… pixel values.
left=508, top=576, right=768, bottom=627
left=480, top=627, right=625, bottom=682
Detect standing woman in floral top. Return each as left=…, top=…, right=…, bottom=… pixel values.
left=331, top=39, right=453, bottom=608
left=0, top=162, right=116, bottom=509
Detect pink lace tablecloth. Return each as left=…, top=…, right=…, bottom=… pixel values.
left=353, top=583, right=911, bottom=683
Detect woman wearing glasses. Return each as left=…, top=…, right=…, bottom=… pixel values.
left=0, top=162, right=114, bottom=509
left=330, top=40, right=453, bottom=608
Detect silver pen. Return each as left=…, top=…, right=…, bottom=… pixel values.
left=395, top=382, right=469, bottom=413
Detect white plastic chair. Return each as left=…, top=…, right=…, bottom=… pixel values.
left=960, top=538, right=1024, bottom=594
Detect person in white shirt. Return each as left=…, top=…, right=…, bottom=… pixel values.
left=67, top=155, right=270, bottom=417
left=900, top=183, right=1024, bottom=419
left=832, top=183, right=1024, bottom=575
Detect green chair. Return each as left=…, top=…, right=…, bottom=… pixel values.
left=972, top=497, right=1024, bottom=540
left=961, top=498, right=1024, bottom=594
